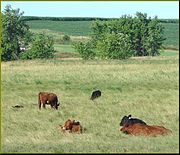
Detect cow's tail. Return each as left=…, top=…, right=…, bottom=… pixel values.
left=38, top=92, right=41, bottom=109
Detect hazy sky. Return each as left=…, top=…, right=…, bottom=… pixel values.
left=1, top=1, right=179, bottom=19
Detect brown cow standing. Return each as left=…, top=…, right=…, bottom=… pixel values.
left=59, top=119, right=82, bottom=134
left=120, top=123, right=172, bottom=137
left=38, top=92, right=59, bottom=110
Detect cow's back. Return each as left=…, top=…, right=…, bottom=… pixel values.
left=39, top=92, right=49, bottom=103
left=120, top=124, right=171, bottom=136
left=47, top=93, right=58, bottom=103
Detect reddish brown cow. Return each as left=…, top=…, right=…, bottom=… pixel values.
left=120, top=123, right=172, bottom=137
left=38, top=92, right=59, bottom=110
left=59, top=119, right=82, bottom=134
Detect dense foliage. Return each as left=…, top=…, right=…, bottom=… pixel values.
left=1, top=5, right=30, bottom=61
left=73, top=41, right=95, bottom=60
left=1, top=5, right=56, bottom=61
left=19, top=33, right=55, bottom=59
left=75, top=12, right=165, bottom=59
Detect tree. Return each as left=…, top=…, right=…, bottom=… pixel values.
left=89, top=12, right=166, bottom=59
left=96, top=32, right=133, bottom=59
left=73, top=41, right=95, bottom=60
left=1, top=5, right=30, bottom=61
left=19, top=33, right=55, bottom=59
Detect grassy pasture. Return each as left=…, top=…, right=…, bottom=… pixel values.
left=1, top=54, right=179, bottom=153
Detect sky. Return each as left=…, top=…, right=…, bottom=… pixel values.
left=1, top=1, right=179, bottom=19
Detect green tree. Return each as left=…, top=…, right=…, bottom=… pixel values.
left=1, top=5, right=30, bottom=61
left=96, top=32, right=133, bottom=59
left=73, top=41, right=95, bottom=60
left=19, top=33, right=55, bottom=59
left=90, top=12, right=165, bottom=58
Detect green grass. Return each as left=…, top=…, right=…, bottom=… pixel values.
left=160, top=50, right=179, bottom=57
left=1, top=54, right=179, bottom=153
left=27, top=20, right=92, bottom=36
left=54, top=44, right=79, bottom=58
left=162, top=23, right=179, bottom=49
left=54, top=44, right=75, bottom=53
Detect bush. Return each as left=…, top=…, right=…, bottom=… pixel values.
left=19, top=33, right=55, bottom=59
left=62, top=34, right=71, bottom=44
left=62, top=35, right=70, bottom=42
left=96, top=33, right=133, bottom=59
left=91, top=12, right=165, bottom=58
left=73, top=41, right=95, bottom=60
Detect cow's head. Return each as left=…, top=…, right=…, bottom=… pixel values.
left=120, top=115, right=131, bottom=126
left=63, top=119, right=73, bottom=130
left=73, top=120, right=80, bottom=125
left=55, top=103, right=60, bottom=109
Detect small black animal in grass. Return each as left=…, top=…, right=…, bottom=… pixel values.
left=90, top=90, right=101, bottom=101
left=120, top=114, right=147, bottom=126
left=12, top=105, right=24, bottom=108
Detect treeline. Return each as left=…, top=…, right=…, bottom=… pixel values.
left=21, top=16, right=113, bottom=21
left=22, top=16, right=179, bottom=23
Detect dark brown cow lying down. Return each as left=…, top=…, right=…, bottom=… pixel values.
left=120, top=123, right=172, bottom=137
left=38, top=92, right=59, bottom=110
left=59, top=119, right=82, bottom=134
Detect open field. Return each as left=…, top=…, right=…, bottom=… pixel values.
left=1, top=53, right=179, bottom=153
left=27, top=20, right=92, bottom=36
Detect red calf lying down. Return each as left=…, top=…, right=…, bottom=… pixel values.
left=120, top=123, right=172, bottom=137
left=59, top=119, right=82, bottom=133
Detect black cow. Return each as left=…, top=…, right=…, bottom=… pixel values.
left=120, top=114, right=146, bottom=126
left=90, top=90, right=101, bottom=100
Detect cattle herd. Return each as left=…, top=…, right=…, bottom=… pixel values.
left=37, top=91, right=172, bottom=136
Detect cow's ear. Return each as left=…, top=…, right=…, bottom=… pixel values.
left=128, top=114, right=131, bottom=118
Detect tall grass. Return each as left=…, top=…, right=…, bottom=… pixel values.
left=1, top=55, right=179, bottom=153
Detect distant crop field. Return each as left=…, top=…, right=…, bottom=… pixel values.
left=26, top=20, right=179, bottom=49
left=162, top=23, right=179, bottom=48
left=1, top=54, right=179, bottom=153
left=26, top=20, right=92, bottom=36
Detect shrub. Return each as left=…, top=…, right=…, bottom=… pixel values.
left=96, top=33, right=133, bottom=59
left=73, top=41, right=95, bottom=60
left=19, top=33, right=55, bottom=59
left=62, top=34, right=70, bottom=42
left=90, top=12, right=165, bottom=58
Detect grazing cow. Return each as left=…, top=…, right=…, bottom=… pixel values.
left=120, top=114, right=146, bottom=126
left=38, top=92, right=59, bottom=110
left=120, top=123, right=172, bottom=137
left=59, top=119, right=82, bottom=134
left=90, top=90, right=101, bottom=100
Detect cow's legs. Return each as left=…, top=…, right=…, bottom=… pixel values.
left=39, top=102, right=41, bottom=109
left=43, top=102, right=46, bottom=109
